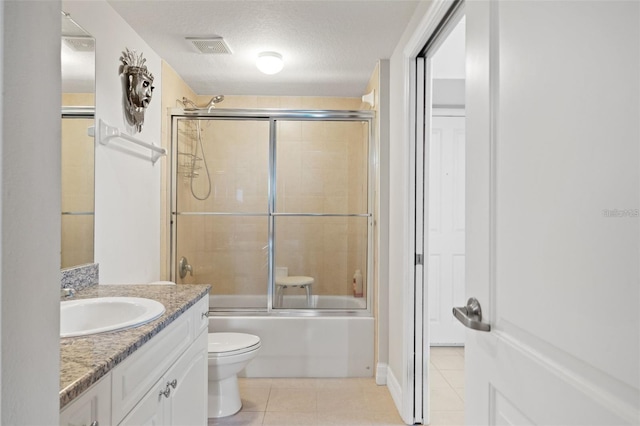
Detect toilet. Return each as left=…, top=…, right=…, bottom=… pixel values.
left=207, top=332, right=261, bottom=418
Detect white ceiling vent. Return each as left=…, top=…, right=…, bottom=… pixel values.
left=187, top=37, right=232, bottom=54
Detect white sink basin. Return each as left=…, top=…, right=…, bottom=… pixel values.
left=60, top=297, right=165, bottom=338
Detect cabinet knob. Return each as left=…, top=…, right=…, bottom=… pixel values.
left=201, top=311, right=209, bottom=319
left=159, top=386, right=171, bottom=398
left=168, top=379, right=178, bottom=389
left=89, top=422, right=98, bottom=426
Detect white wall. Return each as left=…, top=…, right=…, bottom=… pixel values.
left=0, top=2, right=61, bottom=423
left=63, top=1, right=162, bottom=284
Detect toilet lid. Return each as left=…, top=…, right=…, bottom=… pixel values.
left=208, top=332, right=261, bottom=356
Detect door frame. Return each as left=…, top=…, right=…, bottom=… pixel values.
left=397, top=0, right=464, bottom=423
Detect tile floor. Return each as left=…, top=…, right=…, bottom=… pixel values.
left=208, top=346, right=464, bottom=426
left=429, top=346, right=465, bottom=426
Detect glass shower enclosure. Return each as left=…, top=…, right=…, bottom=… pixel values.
left=170, top=109, right=374, bottom=313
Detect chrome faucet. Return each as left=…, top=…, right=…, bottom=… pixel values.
left=61, top=288, right=75, bottom=298
left=179, top=256, right=193, bottom=279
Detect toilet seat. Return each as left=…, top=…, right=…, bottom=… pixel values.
left=208, top=332, right=261, bottom=358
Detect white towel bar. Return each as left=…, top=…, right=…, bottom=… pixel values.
left=91, top=119, right=166, bottom=164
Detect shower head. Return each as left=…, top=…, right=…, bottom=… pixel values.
left=204, top=95, right=224, bottom=111
left=209, top=95, right=225, bottom=104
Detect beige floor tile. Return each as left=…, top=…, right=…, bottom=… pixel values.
left=270, top=378, right=318, bottom=389
left=366, top=410, right=406, bottom=426
left=429, top=410, right=465, bottom=426
left=439, top=370, right=465, bottom=388
left=430, top=387, right=464, bottom=411
left=211, top=378, right=416, bottom=425
left=453, top=387, right=465, bottom=402
left=240, top=387, right=271, bottom=412
left=208, top=410, right=264, bottom=426
left=354, top=377, right=380, bottom=390
left=315, top=378, right=368, bottom=390
left=316, top=378, right=378, bottom=390
left=263, top=411, right=318, bottom=425
left=431, top=355, right=465, bottom=371
left=429, top=368, right=451, bottom=389
left=317, top=410, right=370, bottom=426
left=362, top=387, right=397, bottom=413
left=317, top=388, right=367, bottom=412
left=239, top=377, right=273, bottom=389
left=266, top=388, right=317, bottom=412
left=430, top=346, right=464, bottom=357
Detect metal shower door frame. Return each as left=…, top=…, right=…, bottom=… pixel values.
left=169, top=108, right=375, bottom=315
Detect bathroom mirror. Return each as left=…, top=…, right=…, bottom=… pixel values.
left=61, top=11, right=95, bottom=269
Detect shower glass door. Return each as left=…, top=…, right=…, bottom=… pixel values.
left=173, top=118, right=270, bottom=310
left=273, top=120, right=370, bottom=309
left=171, top=111, right=373, bottom=313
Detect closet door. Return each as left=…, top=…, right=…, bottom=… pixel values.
left=428, top=113, right=466, bottom=346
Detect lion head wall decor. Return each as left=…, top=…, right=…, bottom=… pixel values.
left=119, top=48, right=154, bottom=133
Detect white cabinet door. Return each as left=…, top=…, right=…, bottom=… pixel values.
left=60, top=374, right=111, bottom=426
left=164, top=330, right=208, bottom=426
left=118, top=377, right=165, bottom=426
left=112, top=314, right=192, bottom=423
left=428, top=113, right=466, bottom=345
left=465, top=1, right=639, bottom=425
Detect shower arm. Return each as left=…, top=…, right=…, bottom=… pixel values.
left=181, top=96, right=224, bottom=112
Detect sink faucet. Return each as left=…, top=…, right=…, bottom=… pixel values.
left=179, top=256, right=193, bottom=279
left=61, top=288, right=75, bottom=298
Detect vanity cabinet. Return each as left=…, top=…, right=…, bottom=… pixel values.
left=59, top=373, right=111, bottom=426
left=120, top=331, right=207, bottom=425
left=60, top=295, right=209, bottom=426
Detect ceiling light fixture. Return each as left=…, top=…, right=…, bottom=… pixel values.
left=256, top=51, right=284, bottom=75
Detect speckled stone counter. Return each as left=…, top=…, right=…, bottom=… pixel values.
left=59, top=284, right=210, bottom=410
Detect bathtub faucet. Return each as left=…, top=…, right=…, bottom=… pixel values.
left=179, top=256, right=193, bottom=279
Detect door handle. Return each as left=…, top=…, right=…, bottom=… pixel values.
left=452, top=298, right=491, bottom=332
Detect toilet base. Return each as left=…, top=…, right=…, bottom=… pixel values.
left=208, top=375, right=242, bottom=418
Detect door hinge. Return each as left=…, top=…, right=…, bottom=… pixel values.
left=415, top=254, right=423, bottom=265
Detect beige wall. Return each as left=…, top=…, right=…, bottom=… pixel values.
left=61, top=92, right=95, bottom=269
left=160, top=61, right=197, bottom=280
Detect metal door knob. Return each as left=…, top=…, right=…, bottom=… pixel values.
left=452, top=297, right=491, bottom=332
left=179, top=256, right=193, bottom=279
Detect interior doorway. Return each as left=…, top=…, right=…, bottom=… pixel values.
left=413, top=4, right=466, bottom=423
left=427, top=17, right=466, bottom=347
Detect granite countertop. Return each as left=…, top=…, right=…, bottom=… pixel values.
left=59, top=284, right=211, bottom=410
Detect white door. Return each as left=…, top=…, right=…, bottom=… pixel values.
left=429, top=113, right=466, bottom=345
left=464, top=1, right=639, bottom=425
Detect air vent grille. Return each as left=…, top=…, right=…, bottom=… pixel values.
left=187, top=37, right=232, bottom=54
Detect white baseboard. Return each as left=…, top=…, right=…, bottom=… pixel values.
left=386, top=367, right=404, bottom=420
left=375, top=362, right=387, bottom=385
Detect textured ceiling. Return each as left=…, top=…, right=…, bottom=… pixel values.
left=107, top=0, right=420, bottom=97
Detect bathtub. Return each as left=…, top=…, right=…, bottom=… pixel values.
left=208, top=294, right=374, bottom=378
